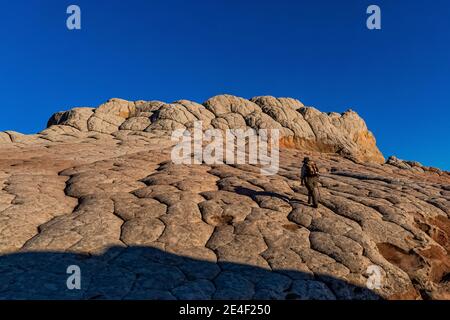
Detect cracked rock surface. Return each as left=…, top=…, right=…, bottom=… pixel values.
left=0, top=95, right=449, bottom=300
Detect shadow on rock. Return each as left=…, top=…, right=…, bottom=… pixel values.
left=234, top=187, right=292, bottom=203
left=0, top=246, right=382, bottom=300
left=234, top=186, right=315, bottom=208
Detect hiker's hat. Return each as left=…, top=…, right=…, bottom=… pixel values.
left=303, top=157, right=310, bottom=163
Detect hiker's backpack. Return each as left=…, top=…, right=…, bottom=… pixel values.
left=305, top=161, right=319, bottom=177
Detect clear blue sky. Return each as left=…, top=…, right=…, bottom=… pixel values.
left=0, top=0, right=449, bottom=170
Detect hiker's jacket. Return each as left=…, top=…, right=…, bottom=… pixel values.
left=301, top=166, right=307, bottom=184
left=301, top=161, right=319, bottom=185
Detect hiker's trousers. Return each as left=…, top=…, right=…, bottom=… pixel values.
left=305, top=176, right=320, bottom=207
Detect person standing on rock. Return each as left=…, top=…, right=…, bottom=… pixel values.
left=301, top=157, right=320, bottom=208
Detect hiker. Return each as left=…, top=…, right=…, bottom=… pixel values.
left=301, top=157, right=320, bottom=208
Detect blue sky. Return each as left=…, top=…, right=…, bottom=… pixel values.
left=0, top=0, right=449, bottom=170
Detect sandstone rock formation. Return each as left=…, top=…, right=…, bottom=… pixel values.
left=386, top=156, right=445, bottom=175
left=42, top=95, right=384, bottom=163
left=0, top=95, right=448, bottom=300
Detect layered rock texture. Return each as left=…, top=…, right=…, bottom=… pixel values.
left=0, top=95, right=449, bottom=300
left=43, top=95, right=385, bottom=163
